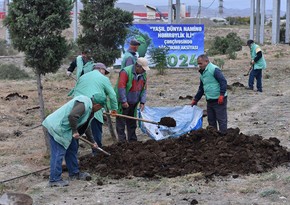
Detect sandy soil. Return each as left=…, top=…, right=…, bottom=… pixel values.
left=1, top=25, right=290, bottom=205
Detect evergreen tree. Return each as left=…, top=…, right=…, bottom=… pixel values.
left=4, top=0, right=73, bottom=152
left=78, top=0, right=133, bottom=66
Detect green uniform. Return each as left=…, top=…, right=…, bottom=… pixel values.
left=42, top=95, right=93, bottom=149
left=71, top=70, right=117, bottom=123
left=250, top=43, right=267, bottom=70
left=76, top=56, right=94, bottom=79
left=200, top=62, right=227, bottom=100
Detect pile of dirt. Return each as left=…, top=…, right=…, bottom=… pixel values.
left=80, top=127, right=290, bottom=179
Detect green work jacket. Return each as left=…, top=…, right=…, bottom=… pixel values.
left=121, top=51, right=137, bottom=69
left=250, top=43, right=267, bottom=70
left=70, top=70, right=117, bottom=123
left=76, top=55, right=94, bottom=79
left=200, top=62, right=227, bottom=100
left=42, top=95, right=92, bottom=149
left=114, top=65, right=147, bottom=115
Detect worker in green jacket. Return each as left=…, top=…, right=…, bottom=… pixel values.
left=42, top=94, right=105, bottom=187
left=70, top=63, right=118, bottom=154
left=121, top=39, right=140, bottom=69
left=246, top=40, right=267, bottom=92
left=67, top=49, right=94, bottom=79
left=115, top=57, right=150, bottom=142
left=191, top=54, right=228, bottom=135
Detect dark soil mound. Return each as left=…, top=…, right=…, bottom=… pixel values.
left=80, top=127, right=290, bottom=179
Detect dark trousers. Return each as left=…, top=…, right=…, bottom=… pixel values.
left=248, top=69, right=262, bottom=92
left=207, top=97, right=228, bottom=133
left=116, top=103, right=138, bottom=142
left=91, top=118, right=103, bottom=155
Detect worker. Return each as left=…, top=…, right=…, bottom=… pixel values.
left=70, top=63, right=118, bottom=155
left=66, top=49, right=94, bottom=79
left=115, top=57, right=150, bottom=142
left=191, top=54, right=228, bottom=135
left=121, top=39, right=140, bottom=69
left=42, top=93, right=105, bottom=187
left=246, top=39, right=267, bottom=92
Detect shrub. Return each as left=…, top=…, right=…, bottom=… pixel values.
left=0, top=40, right=18, bottom=56
left=207, top=32, right=243, bottom=57
left=213, top=58, right=225, bottom=69
left=0, top=64, right=30, bottom=80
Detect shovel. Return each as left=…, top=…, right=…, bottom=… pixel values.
left=105, top=112, right=176, bottom=127
left=244, top=65, right=253, bottom=76
left=79, top=136, right=111, bottom=156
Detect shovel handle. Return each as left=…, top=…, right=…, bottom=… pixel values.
left=104, top=112, right=159, bottom=125
left=244, top=66, right=252, bottom=76
left=79, top=137, right=111, bottom=156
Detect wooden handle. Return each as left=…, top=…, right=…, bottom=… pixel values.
left=104, top=112, right=159, bottom=125
left=79, top=136, right=95, bottom=146
left=79, top=137, right=111, bottom=156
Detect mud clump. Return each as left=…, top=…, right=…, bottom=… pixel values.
left=80, top=127, right=290, bottom=179
left=159, top=117, right=176, bottom=127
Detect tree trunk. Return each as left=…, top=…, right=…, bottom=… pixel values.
left=36, top=73, right=50, bottom=155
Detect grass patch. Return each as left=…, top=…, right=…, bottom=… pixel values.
left=260, top=189, right=280, bottom=197
left=179, top=187, right=197, bottom=194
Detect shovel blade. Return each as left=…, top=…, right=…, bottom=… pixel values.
left=97, top=147, right=111, bottom=156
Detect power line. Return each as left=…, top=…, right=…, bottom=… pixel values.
left=202, top=0, right=216, bottom=9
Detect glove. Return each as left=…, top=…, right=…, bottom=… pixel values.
left=110, top=110, right=117, bottom=116
left=218, top=96, right=224, bottom=104
left=191, top=100, right=197, bottom=107
left=66, top=71, right=72, bottom=76
left=72, top=132, right=80, bottom=139
left=140, top=103, right=145, bottom=111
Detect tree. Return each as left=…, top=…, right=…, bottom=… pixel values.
left=149, top=47, right=169, bottom=75
left=4, top=0, right=73, bottom=153
left=78, top=0, right=133, bottom=66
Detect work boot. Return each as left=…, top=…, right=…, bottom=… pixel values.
left=69, top=172, right=92, bottom=181
left=49, top=180, right=69, bottom=187
left=245, top=87, right=253, bottom=90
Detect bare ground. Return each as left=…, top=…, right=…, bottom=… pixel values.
left=1, top=26, right=290, bottom=205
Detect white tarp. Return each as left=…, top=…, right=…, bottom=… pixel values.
left=138, top=105, right=203, bottom=141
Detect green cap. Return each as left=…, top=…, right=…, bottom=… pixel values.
left=92, top=92, right=106, bottom=107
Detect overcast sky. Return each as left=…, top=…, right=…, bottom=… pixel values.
left=116, top=0, right=287, bottom=11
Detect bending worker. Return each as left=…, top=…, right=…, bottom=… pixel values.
left=42, top=93, right=105, bottom=187
left=69, top=63, right=118, bottom=154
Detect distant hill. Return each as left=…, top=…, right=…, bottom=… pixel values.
left=68, top=2, right=285, bottom=19
left=115, top=3, right=285, bottom=18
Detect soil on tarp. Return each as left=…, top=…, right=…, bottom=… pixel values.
left=80, top=127, right=290, bottom=179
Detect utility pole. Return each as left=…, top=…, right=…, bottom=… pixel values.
left=197, top=0, right=201, bottom=24
left=168, top=0, right=172, bottom=24
left=73, top=0, right=78, bottom=41
left=4, top=0, right=10, bottom=45
left=219, top=0, right=223, bottom=17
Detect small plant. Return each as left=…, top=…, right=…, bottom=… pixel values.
left=260, top=189, right=280, bottom=197
left=213, top=58, right=225, bottom=69
left=179, top=187, right=197, bottom=194
left=0, top=64, right=30, bottom=80
left=228, top=50, right=237, bottom=60
left=148, top=46, right=169, bottom=75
